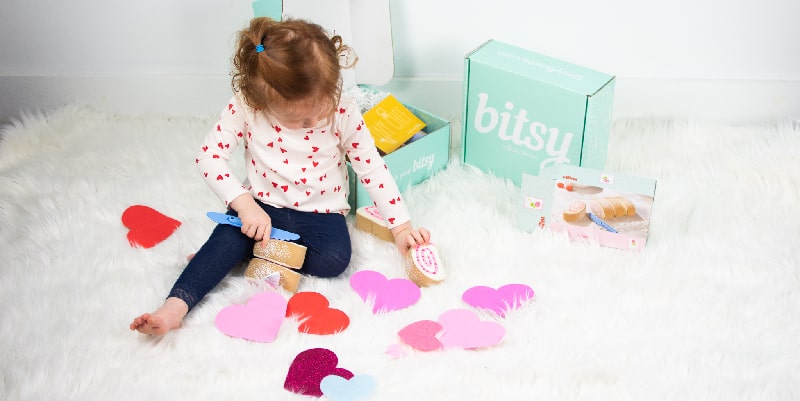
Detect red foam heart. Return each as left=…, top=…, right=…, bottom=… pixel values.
left=286, top=292, right=350, bottom=335
left=284, top=348, right=353, bottom=397
left=121, top=205, right=181, bottom=248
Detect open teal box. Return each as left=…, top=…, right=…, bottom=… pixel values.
left=347, top=99, right=450, bottom=209
left=462, top=40, right=616, bottom=186
left=253, top=0, right=451, bottom=212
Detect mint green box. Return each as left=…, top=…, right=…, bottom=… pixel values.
left=347, top=99, right=451, bottom=210
left=462, top=40, right=616, bottom=185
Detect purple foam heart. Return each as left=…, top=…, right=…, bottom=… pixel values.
left=284, top=348, right=353, bottom=397
left=350, top=270, right=421, bottom=313
left=462, top=284, right=534, bottom=317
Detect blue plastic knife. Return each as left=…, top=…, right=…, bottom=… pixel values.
left=587, top=212, right=618, bottom=233
left=206, top=212, right=300, bottom=241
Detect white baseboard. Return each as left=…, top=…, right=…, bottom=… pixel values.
left=1, top=75, right=797, bottom=126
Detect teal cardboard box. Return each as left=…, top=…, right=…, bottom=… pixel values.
left=519, top=165, right=657, bottom=251
left=462, top=40, right=616, bottom=185
left=347, top=98, right=451, bottom=210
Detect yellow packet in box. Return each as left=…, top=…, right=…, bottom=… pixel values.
left=363, top=94, right=427, bottom=154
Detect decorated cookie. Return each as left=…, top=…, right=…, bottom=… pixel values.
left=253, top=240, right=306, bottom=270
left=245, top=258, right=301, bottom=293
left=355, top=206, right=394, bottom=243
left=562, top=200, right=587, bottom=222
left=405, top=244, right=445, bottom=287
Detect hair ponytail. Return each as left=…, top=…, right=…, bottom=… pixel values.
left=232, top=17, right=351, bottom=119
left=331, top=35, right=358, bottom=69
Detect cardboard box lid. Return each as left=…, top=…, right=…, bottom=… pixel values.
left=466, top=40, right=614, bottom=96
left=253, top=0, right=394, bottom=88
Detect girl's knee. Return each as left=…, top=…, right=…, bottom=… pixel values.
left=304, top=247, right=351, bottom=278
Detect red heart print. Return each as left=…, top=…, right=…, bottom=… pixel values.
left=121, top=205, right=181, bottom=248
left=284, top=348, right=353, bottom=397
left=286, top=292, right=350, bottom=335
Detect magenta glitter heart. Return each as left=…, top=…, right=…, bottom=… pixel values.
left=284, top=348, right=353, bottom=397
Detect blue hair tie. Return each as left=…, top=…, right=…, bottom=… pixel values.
left=255, top=44, right=265, bottom=53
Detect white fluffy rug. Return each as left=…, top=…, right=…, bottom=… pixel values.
left=1, top=106, right=799, bottom=401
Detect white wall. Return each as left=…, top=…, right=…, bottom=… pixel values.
left=1, top=0, right=798, bottom=124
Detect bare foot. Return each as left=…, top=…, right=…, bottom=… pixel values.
left=130, top=297, right=189, bottom=335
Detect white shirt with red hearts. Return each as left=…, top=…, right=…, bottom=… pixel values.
left=196, top=94, right=410, bottom=229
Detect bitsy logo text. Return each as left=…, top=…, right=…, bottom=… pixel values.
left=473, top=93, right=573, bottom=170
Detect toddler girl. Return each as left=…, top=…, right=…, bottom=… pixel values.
left=131, top=17, right=431, bottom=335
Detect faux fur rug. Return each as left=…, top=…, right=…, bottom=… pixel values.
left=1, top=106, right=799, bottom=401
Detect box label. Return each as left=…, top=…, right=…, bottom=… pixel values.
left=364, top=94, right=427, bottom=154
left=472, top=92, right=575, bottom=169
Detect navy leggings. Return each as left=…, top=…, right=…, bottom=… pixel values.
left=168, top=201, right=351, bottom=311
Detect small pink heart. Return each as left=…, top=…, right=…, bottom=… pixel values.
left=350, top=270, right=421, bottom=313
left=285, top=348, right=353, bottom=397
left=397, top=320, right=444, bottom=352
left=462, top=284, right=535, bottom=317
left=214, top=291, right=287, bottom=342
left=385, top=343, right=408, bottom=359
left=438, top=309, right=505, bottom=349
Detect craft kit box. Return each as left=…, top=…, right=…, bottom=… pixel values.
left=252, top=0, right=451, bottom=211
left=348, top=99, right=450, bottom=209
left=462, top=40, right=616, bottom=186
left=519, top=165, right=657, bottom=251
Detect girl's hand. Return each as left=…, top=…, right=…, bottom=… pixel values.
left=390, top=222, right=431, bottom=255
left=230, top=194, right=272, bottom=242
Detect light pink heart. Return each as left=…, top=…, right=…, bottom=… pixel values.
left=437, top=309, right=505, bottom=349
left=397, top=320, right=444, bottom=351
left=462, top=284, right=535, bottom=317
left=214, top=291, right=287, bottom=342
left=385, top=343, right=408, bottom=358
left=350, top=270, right=421, bottom=313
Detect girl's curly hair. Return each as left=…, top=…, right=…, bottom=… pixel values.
left=231, top=17, right=357, bottom=119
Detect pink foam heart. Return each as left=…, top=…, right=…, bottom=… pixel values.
left=350, top=270, right=421, bottom=313
left=462, top=284, right=535, bottom=317
left=385, top=343, right=408, bottom=359
left=214, top=291, right=287, bottom=342
left=397, top=320, right=444, bottom=352
left=320, top=374, right=377, bottom=401
left=285, top=348, right=353, bottom=397
left=437, top=308, right=505, bottom=350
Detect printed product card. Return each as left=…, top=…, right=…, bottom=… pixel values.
left=519, top=165, right=657, bottom=251
left=462, top=40, right=615, bottom=185
left=364, top=94, right=427, bottom=154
